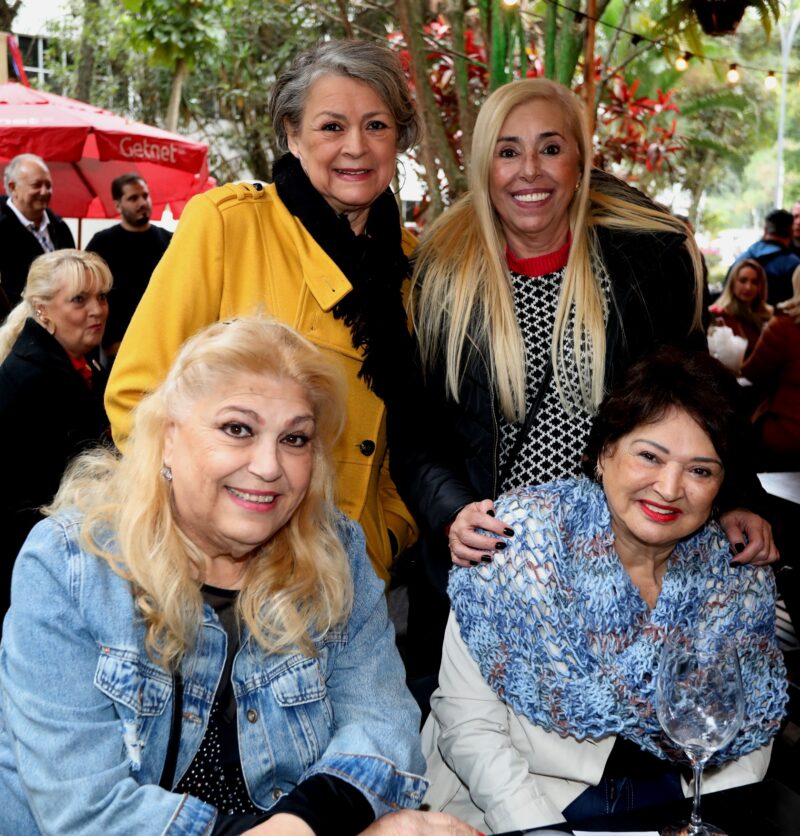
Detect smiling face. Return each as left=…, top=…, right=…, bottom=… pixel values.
left=162, top=373, right=315, bottom=582
left=732, top=264, right=762, bottom=305
left=285, top=74, right=399, bottom=235
left=489, top=97, right=581, bottom=258
left=598, top=408, right=724, bottom=566
left=9, top=159, right=53, bottom=224
left=38, top=268, right=108, bottom=359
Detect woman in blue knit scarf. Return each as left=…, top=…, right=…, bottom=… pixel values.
left=422, top=347, right=788, bottom=833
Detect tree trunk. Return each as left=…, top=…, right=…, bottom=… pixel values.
left=166, top=57, right=188, bottom=132
left=334, top=0, right=353, bottom=38
left=75, top=0, right=100, bottom=103
left=449, top=0, right=474, bottom=171
left=0, top=1, right=22, bottom=32
left=688, top=148, right=715, bottom=229
left=395, top=0, right=466, bottom=210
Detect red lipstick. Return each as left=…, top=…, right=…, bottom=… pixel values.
left=638, top=499, right=682, bottom=523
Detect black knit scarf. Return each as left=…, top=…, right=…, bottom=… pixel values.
left=272, top=153, right=414, bottom=406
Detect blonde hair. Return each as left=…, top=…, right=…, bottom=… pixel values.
left=716, top=258, right=772, bottom=332
left=412, top=78, right=703, bottom=419
left=0, top=250, right=112, bottom=362
left=48, top=317, right=352, bottom=669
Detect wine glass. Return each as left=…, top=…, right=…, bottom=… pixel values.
left=655, top=630, right=745, bottom=836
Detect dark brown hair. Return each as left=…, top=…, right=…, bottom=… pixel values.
left=111, top=172, right=146, bottom=202
left=582, top=347, right=754, bottom=512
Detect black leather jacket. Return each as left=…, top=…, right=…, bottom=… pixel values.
left=390, top=225, right=709, bottom=591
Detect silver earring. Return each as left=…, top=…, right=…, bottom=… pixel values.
left=160, top=465, right=172, bottom=482
left=395, top=158, right=407, bottom=192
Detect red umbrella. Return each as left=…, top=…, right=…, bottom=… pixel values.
left=0, top=82, right=214, bottom=220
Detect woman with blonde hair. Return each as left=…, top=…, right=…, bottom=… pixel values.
left=710, top=257, right=772, bottom=357
left=0, top=249, right=111, bottom=621
left=391, top=77, right=776, bottom=683
left=0, top=317, right=431, bottom=835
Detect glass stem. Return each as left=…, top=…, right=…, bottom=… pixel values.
left=689, top=760, right=705, bottom=834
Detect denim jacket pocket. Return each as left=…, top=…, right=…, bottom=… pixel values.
left=94, top=645, right=172, bottom=773
left=258, top=656, right=333, bottom=770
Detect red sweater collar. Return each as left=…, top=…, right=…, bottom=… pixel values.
left=505, top=234, right=571, bottom=275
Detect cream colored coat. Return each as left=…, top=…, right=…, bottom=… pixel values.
left=422, top=613, right=772, bottom=834
left=105, top=182, right=417, bottom=583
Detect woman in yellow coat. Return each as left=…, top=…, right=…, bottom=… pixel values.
left=105, top=40, right=420, bottom=584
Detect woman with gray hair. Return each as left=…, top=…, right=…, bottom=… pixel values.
left=106, top=40, right=423, bottom=588
left=0, top=249, right=111, bottom=622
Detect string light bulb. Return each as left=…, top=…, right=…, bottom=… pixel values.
left=727, top=64, right=740, bottom=84
left=765, top=71, right=778, bottom=91
left=675, top=52, right=690, bottom=72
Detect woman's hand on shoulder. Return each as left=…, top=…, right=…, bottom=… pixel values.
left=448, top=499, right=515, bottom=567
left=359, top=810, right=482, bottom=836
left=719, top=508, right=779, bottom=566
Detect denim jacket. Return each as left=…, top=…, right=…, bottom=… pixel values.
left=0, top=512, right=427, bottom=835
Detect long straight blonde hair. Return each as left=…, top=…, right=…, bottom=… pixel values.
left=412, top=78, right=703, bottom=419
left=48, top=318, right=352, bottom=670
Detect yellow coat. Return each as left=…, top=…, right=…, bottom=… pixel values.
left=105, top=181, right=418, bottom=584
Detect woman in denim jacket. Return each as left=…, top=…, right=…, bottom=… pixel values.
left=0, top=318, right=430, bottom=836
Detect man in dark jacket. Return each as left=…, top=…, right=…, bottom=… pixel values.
left=737, top=209, right=800, bottom=305
left=0, top=154, right=75, bottom=313
left=86, top=173, right=172, bottom=356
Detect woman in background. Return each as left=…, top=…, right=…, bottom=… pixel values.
left=710, top=257, right=772, bottom=357
left=742, top=268, right=800, bottom=469
left=0, top=249, right=110, bottom=621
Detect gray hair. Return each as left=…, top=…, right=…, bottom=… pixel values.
left=269, top=40, right=421, bottom=154
left=4, top=153, right=50, bottom=193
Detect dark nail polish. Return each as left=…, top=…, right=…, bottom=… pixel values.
left=481, top=555, right=493, bottom=563
left=495, top=541, right=507, bottom=551
left=504, top=527, right=515, bottom=537
left=734, top=542, right=745, bottom=554
left=469, top=559, right=479, bottom=567
left=486, top=510, right=496, bottom=517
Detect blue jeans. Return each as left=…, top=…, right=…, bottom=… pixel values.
left=562, top=772, right=684, bottom=821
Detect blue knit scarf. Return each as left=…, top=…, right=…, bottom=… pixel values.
left=449, top=478, right=787, bottom=766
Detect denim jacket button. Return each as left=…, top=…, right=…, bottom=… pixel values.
left=246, top=708, right=258, bottom=723
left=271, top=787, right=283, bottom=801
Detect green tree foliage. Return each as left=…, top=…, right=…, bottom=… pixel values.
left=39, top=0, right=800, bottom=231
left=120, top=0, right=224, bottom=131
